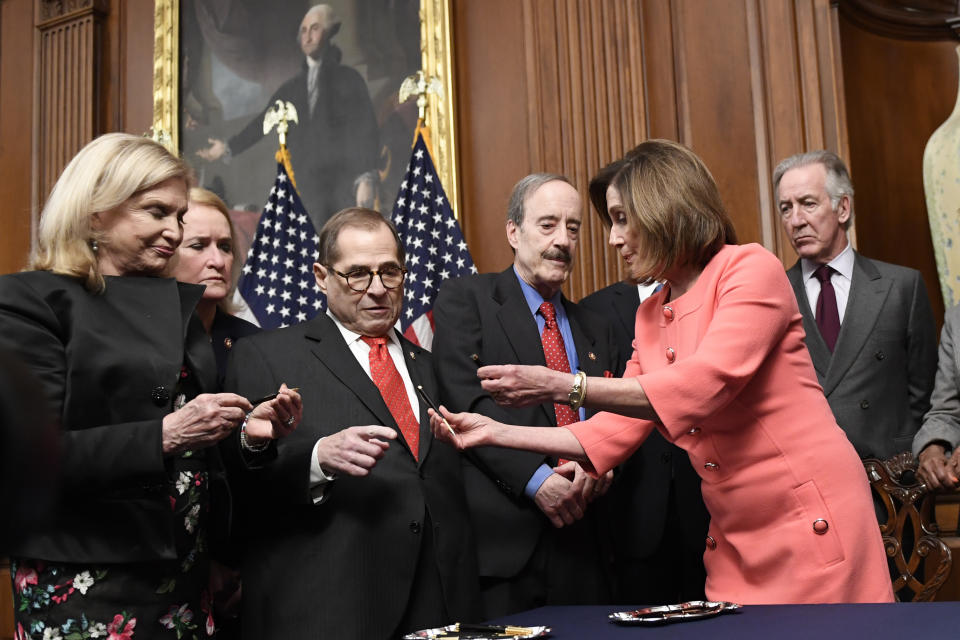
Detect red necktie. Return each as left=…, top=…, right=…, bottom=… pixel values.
left=813, top=265, right=840, bottom=353
left=538, top=302, right=579, bottom=427
left=361, top=336, right=419, bottom=460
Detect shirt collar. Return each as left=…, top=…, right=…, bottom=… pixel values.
left=326, top=310, right=400, bottom=348
left=800, top=241, right=853, bottom=282
left=305, top=55, right=322, bottom=70
left=513, top=265, right=564, bottom=316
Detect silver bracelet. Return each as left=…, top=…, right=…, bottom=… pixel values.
left=240, top=411, right=269, bottom=452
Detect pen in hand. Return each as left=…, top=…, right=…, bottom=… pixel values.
left=249, top=387, right=300, bottom=406
left=416, top=385, right=457, bottom=437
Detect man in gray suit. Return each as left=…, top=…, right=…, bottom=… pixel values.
left=775, top=150, right=937, bottom=460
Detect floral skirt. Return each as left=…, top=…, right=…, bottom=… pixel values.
left=11, top=463, right=216, bottom=640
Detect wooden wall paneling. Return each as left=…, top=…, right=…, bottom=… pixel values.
left=518, top=0, right=649, bottom=300
left=640, top=0, right=680, bottom=141
left=121, top=1, right=155, bottom=135
left=35, top=1, right=108, bottom=209
left=744, top=0, right=778, bottom=253
left=672, top=0, right=765, bottom=248
left=0, top=0, right=37, bottom=275
left=452, top=0, right=850, bottom=299
left=452, top=0, right=528, bottom=274
left=839, top=16, right=956, bottom=323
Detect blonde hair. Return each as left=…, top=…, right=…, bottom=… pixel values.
left=186, top=187, right=240, bottom=313
left=31, top=133, right=191, bottom=291
left=589, top=139, right=737, bottom=283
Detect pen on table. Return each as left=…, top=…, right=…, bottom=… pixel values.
left=416, top=385, right=457, bottom=437
left=249, top=387, right=300, bottom=405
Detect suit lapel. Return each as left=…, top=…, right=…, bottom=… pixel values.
left=823, top=253, right=890, bottom=396
left=493, top=268, right=553, bottom=425
left=787, top=262, right=831, bottom=380
left=400, top=337, right=435, bottom=466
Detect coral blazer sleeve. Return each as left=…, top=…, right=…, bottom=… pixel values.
left=569, top=245, right=796, bottom=474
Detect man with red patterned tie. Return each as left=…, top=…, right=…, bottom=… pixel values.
left=776, top=151, right=937, bottom=460
left=432, top=174, right=619, bottom=618
left=224, top=208, right=480, bottom=639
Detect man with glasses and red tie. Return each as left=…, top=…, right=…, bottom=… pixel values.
left=776, top=151, right=937, bottom=461
left=431, top=174, right=619, bottom=618
left=224, top=208, right=480, bottom=639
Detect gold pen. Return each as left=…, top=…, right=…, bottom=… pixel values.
left=416, top=385, right=457, bottom=437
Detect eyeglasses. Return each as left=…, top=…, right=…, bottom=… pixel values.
left=327, top=265, right=407, bottom=292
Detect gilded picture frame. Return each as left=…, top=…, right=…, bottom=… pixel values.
left=151, top=0, right=460, bottom=218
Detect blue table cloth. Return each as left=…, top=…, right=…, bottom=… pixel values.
left=489, top=603, right=960, bottom=639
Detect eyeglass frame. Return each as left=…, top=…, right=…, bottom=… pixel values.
left=325, top=264, right=408, bottom=292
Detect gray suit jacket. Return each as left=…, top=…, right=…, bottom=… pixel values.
left=913, top=304, right=960, bottom=455
left=786, top=251, right=937, bottom=459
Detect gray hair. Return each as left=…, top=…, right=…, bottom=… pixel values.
left=506, top=173, right=574, bottom=225
left=773, top=150, right=855, bottom=228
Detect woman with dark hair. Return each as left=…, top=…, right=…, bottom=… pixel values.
left=431, top=139, right=892, bottom=604
left=0, top=133, right=300, bottom=639
left=169, top=188, right=259, bottom=386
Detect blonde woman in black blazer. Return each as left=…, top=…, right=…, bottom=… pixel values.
left=0, top=134, right=299, bottom=640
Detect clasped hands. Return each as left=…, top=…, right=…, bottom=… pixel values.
left=162, top=384, right=301, bottom=455
left=535, top=462, right=614, bottom=528
left=917, top=443, right=960, bottom=491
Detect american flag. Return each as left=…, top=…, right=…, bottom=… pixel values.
left=391, top=133, right=476, bottom=349
left=237, top=162, right=325, bottom=329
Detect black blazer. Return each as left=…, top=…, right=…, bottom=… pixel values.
left=579, top=282, right=709, bottom=560
left=210, top=307, right=259, bottom=388
left=0, top=271, right=223, bottom=563
left=431, top=268, right=618, bottom=578
left=223, top=314, right=480, bottom=639
left=786, top=252, right=938, bottom=458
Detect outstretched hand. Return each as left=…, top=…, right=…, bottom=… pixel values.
left=478, top=364, right=569, bottom=408
left=428, top=406, right=499, bottom=450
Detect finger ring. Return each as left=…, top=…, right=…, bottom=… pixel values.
left=285, top=416, right=295, bottom=426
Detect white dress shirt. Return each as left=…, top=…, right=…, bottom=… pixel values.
left=309, top=312, right=421, bottom=503
left=800, top=242, right=854, bottom=324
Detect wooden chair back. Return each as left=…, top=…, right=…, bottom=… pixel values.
left=864, top=453, right=953, bottom=601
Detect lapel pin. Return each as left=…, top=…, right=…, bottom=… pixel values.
left=224, top=337, right=233, bottom=350
left=409, top=351, right=416, bottom=360
left=470, top=353, right=480, bottom=362
left=588, top=352, right=597, bottom=361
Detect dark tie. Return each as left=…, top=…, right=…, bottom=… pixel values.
left=538, top=302, right=579, bottom=427
left=361, top=336, right=419, bottom=460
left=814, top=265, right=840, bottom=352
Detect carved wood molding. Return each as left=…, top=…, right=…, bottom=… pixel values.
left=838, top=0, right=960, bottom=40
left=36, top=0, right=108, bottom=27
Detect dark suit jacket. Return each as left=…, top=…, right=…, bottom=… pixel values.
left=786, top=251, right=938, bottom=458
left=223, top=314, right=480, bottom=639
left=210, top=307, right=259, bottom=389
left=432, top=268, right=618, bottom=578
left=228, top=46, right=379, bottom=228
left=0, top=271, right=224, bottom=563
left=578, top=282, right=709, bottom=562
